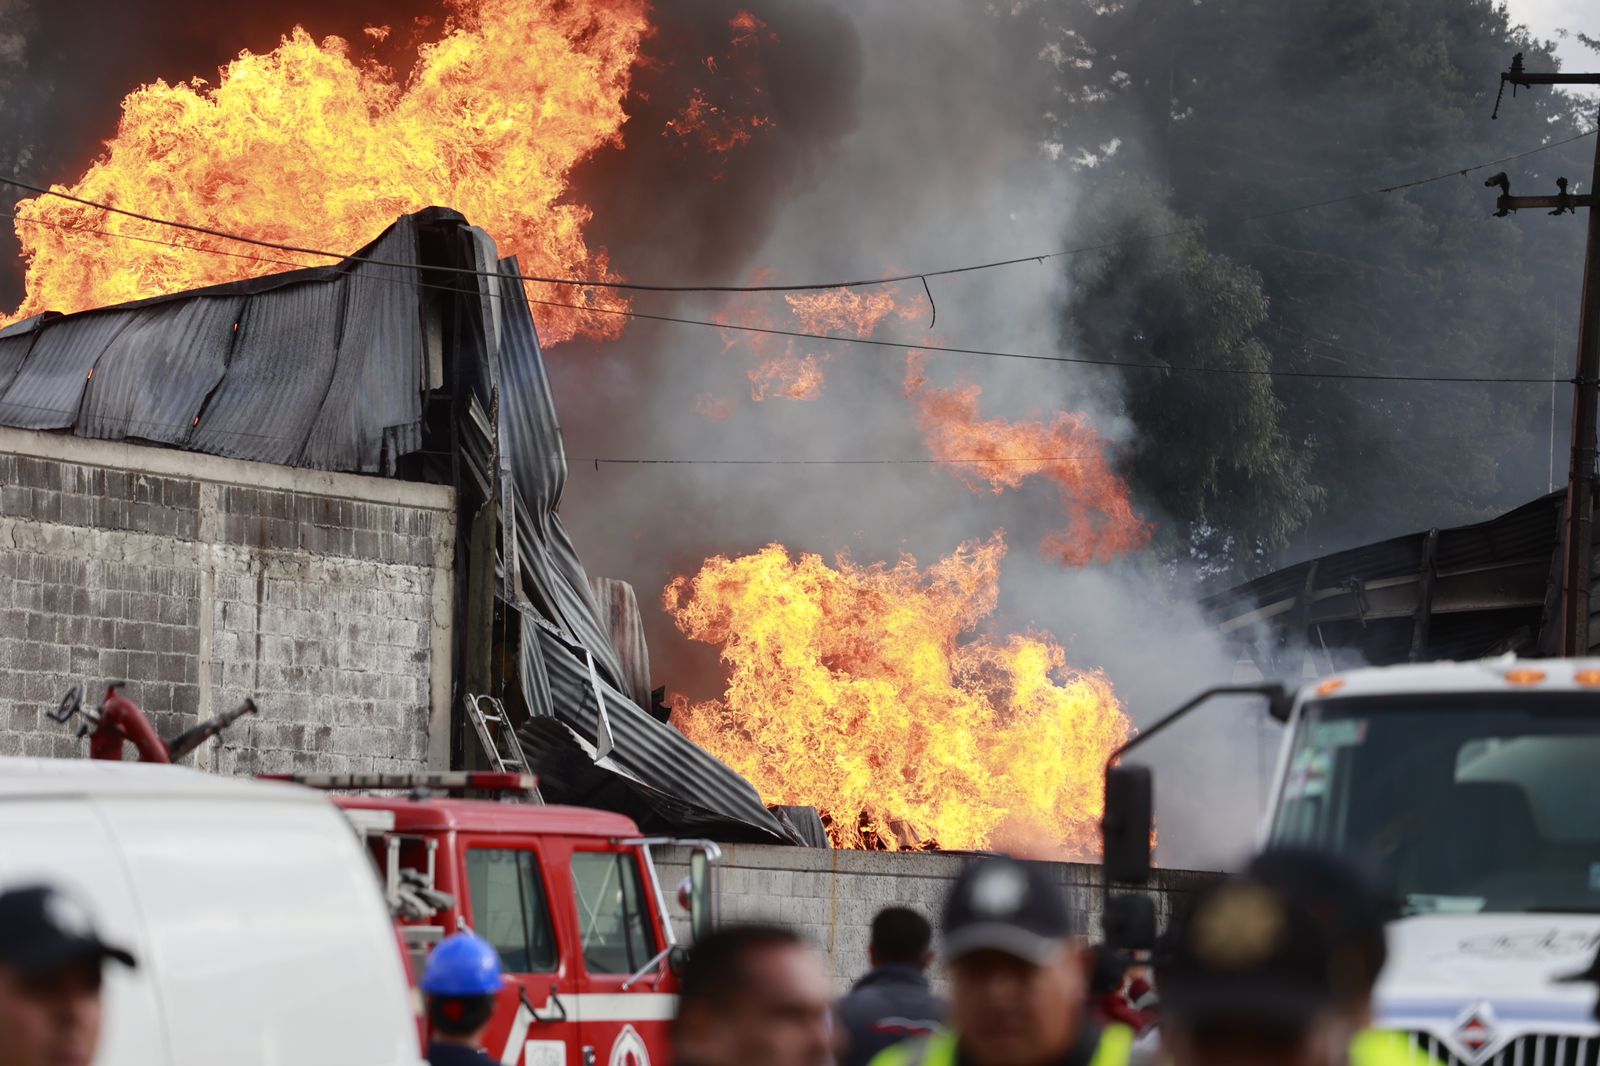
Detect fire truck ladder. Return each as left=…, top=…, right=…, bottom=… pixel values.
left=464, top=694, right=542, bottom=803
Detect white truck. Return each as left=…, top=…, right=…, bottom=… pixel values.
left=1102, top=656, right=1600, bottom=1066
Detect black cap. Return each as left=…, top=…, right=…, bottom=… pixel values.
left=1246, top=847, right=1390, bottom=998
left=942, top=857, right=1075, bottom=965
left=1157, top=875, right=1336, bottom=1026
left=0, top=885, right=136, bottom=974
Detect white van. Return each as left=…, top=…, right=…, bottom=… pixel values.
left=0, top=757, right=425, bottom=1066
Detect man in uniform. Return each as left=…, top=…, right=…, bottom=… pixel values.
left=673, top=924, right=833, bottom=1066
left=870, top=856, right=1135, bottom=1066
left=420, top=931, right=506, bottom=1066
left=1155, top=869, right=1360, bottom=1066
left=0, top=883, right=137, bottom=1066
left=836, top=906, right=947, bottom=1066
left=1246, top=848, right=1434, bottom=1066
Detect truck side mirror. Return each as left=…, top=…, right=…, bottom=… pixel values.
left=689, top=848, right=717, bottom=944
left=1103, top=764, right=1153, bottom=885
left=1103, top=892, right=1157, bottom=952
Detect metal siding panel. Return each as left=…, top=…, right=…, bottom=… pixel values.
left=80, top=296, right=243, bottom=444
left=0, top=312, right=132, bottom=429
left=0, top=333, right=36, bottom=397
left=495, top=256, right=629, bottom=694
left=522, top=626, right=789, bottom=841
left=589, top=577, right=653, bottom=712
left=186, top=279, right=345, bottom=464
left=300, top=220, right=425, bottom=472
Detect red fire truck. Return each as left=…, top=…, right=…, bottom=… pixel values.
left=267, top=771, right=719, bottom=1066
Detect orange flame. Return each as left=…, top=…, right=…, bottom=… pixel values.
left=724, top=285, right=918, bottom=402
left=663, top=11, right=777, bottom=174
left=666, top=535, right=1131, bottom=853
left=4, top=0, right=651, bottom=342
left=905, top=357, right=1152, bottom=566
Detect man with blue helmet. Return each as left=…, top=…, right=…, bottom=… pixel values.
left=421, top=932, right=505, bottom=1066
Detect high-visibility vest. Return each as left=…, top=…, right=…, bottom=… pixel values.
left=867, top=1023, right=1136, bottom=1066
left=1351, top=1028, right=1443, bottom=1066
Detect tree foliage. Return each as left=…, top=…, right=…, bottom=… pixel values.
left=1038, top=0, right=1593, bottom=572
left=1066, top=182, right=1319, bottom=568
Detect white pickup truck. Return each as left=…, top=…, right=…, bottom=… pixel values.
left=1103, top=657, right=1600, bottom=1066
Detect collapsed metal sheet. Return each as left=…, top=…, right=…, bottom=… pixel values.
left=492, top=257, right=794, bottom=843
left=518, top=621, right=795, bottom=842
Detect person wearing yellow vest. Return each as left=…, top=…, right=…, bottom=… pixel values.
left=1154, top=869, right=1374, bottom=1066
left=868, top=857, right=1135, bottom=1066
left=1245, top=849, right=1439, bottom=1066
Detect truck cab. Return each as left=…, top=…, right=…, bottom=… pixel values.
left=1104, top=658, right=1600, bottom=1065
left=1266, top=659, right=1600, bottom=1063
left=276, top=772, right=716, bottom=1066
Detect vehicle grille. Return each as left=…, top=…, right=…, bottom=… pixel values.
left=1404, top=1031, right=1600, bottom=1066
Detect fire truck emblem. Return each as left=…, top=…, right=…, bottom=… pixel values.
left=609, top=1025, right=650, bottom=1066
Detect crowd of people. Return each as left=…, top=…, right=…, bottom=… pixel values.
left=7, top=845, right=1600, bottom=1066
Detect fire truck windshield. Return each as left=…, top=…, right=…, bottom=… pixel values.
left=1270, top=693, right=1600, bottom=916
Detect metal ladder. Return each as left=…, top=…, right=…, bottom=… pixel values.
left=464, top=694, right=542, bottom=803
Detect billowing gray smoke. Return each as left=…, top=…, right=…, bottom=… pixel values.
left=553, top=0, right=1265, bottom=867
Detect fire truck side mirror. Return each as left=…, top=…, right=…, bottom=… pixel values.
left=1102, top=764, right=1153, bottom=885
left=689, top=849, right=717, bottom=944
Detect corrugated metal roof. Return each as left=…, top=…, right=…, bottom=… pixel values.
left=1209, top=492, right=1568, bottom=668
left=187, top=278, right=346, bottom=464
left=0, top=311, right=133, bottom=429
left=81, top=296, right=243, bottom=445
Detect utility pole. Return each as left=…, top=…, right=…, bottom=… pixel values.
left=1489, top=54, right=1600, bottom=656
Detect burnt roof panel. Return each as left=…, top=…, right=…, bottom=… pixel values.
left=79, top=296, right=244, bottom=445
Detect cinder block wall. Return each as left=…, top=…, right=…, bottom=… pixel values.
left=0, top=427, right=455, bottom=773
left=654, top=844, right=1217, bottom=992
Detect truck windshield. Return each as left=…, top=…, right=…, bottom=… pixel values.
left=1270, top=693, right=1600, bottom=915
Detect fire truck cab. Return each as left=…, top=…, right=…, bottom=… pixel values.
left=276, top=772, right=717, bottom=1066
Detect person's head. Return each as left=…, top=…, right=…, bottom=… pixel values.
left=941, top=857, right=1089, bottom=1066
left=1245, top=847, right=1390, bottom=1028
left=0, top=884, right=136, bottom=1066
left=1156, top=873, right=1357, bottom=1066
left=673, top=924, right=831, bottom=1066
left=420, top=932, right=504, bottom=1048
left=1088, top=945, right=1129, bottom=996
left=869, top=907, right=934, bottom=971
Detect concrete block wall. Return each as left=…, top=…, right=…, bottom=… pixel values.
left=0, top=426, right=456, bottom=774
left=654, top=844, right=1217, bottom=992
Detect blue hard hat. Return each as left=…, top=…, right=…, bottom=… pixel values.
left=420, top=932, right=505, bottom=997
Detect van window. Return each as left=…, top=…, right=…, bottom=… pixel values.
left=466, top=849, right=558, bottom=973
left=570, top=851, right=656, bottom=975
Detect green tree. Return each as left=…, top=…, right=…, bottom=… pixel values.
left=1067, top=182, right=1319, bottom=570
left=1040, top=0, right=1592, bottom=568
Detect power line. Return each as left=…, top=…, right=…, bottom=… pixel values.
left=0, top=126, right=1593, bottom=298
left=0, top=205, right=1570, bottom=385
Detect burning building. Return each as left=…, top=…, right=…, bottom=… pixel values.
left=0, top=0, right=1152, bottom=859
left=0, top=207, right=800, bottom=843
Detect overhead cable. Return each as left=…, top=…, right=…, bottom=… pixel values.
left=0, top=126, right=1593, bottom=296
